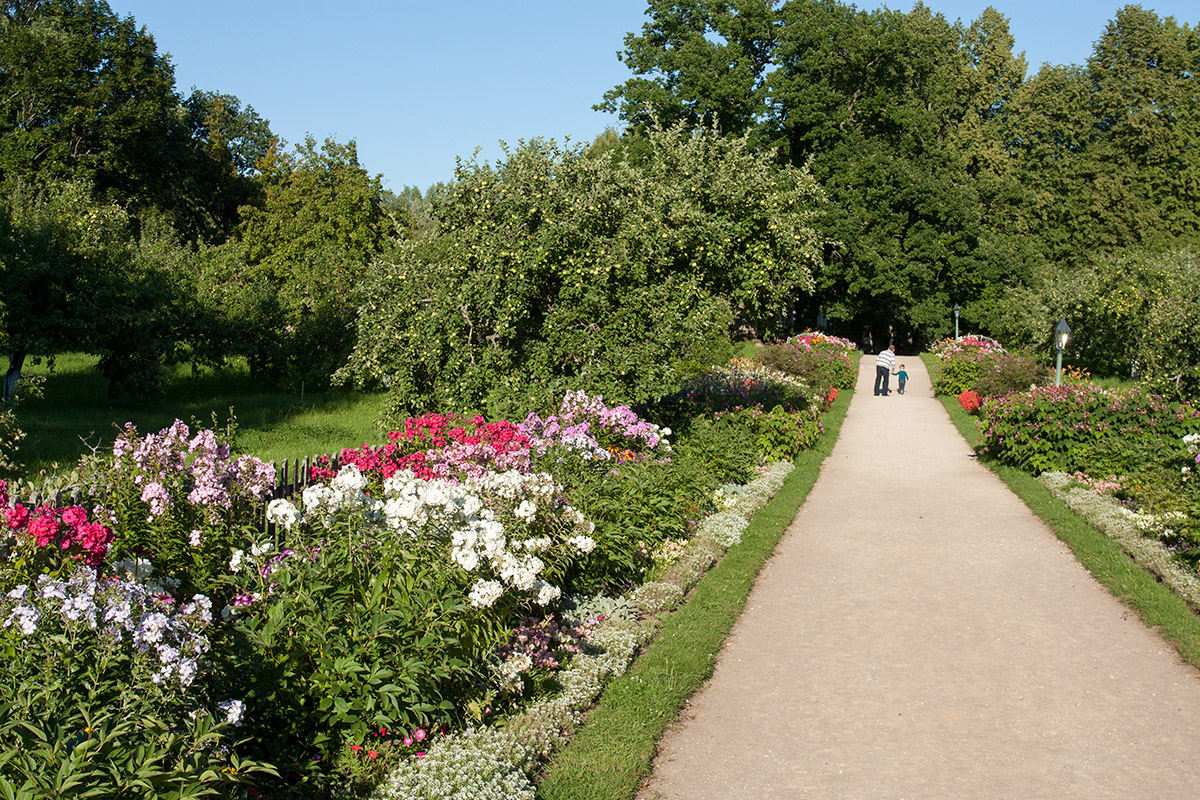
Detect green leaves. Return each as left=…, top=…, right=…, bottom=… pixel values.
left=340, top=123, right=827, bottom=418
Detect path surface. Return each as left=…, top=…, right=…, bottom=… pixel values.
left=638, top=356, right=1200, bottom=799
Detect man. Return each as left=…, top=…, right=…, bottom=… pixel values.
left=875, top=344, right=896, bottom=395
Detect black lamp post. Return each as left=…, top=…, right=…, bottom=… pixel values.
left=953, top=303, right=960, bottom=339
left=1054, top=318, right=1071, bottom=386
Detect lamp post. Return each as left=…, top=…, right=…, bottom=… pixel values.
left=953, top=303, right=960, bottom=339
left=1054, top=318, right=1071, bottom=387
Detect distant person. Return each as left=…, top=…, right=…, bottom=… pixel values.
left=874, top=344, right=896, bottom=396
left=896, top=364, right=908, bottom=395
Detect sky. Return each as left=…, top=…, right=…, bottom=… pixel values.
left=111, top=1, right=1199, bottom=194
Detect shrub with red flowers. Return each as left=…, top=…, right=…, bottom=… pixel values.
left=958, top=390, right=983, bottom=415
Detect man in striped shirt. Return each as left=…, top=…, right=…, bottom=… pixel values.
left=874, top=344, right=896, bottom=396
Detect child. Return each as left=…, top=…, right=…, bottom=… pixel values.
left=895, top=364, right=908, bottom=395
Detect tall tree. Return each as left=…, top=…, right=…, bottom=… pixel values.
left=0, top=0, right=179, bottom=207
left=596, top=0, right=777, bottom=137
left=199, top=136, right=401, bottom=386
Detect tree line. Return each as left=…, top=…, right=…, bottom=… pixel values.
left=2, top=0, right=1198, bottom=413
left=601, top=0, right=1200, bottom=361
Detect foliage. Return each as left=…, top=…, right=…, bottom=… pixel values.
left=79, top=419, right=275, bottom=597
left=602, top=1, right=1038, bottom=347
left=977, top=384, right=1200, bottom=475
left=928, top=335, right=1006, bottom=396
left=973, top=352, right=1053, bottom=398
left=672, top=414, right=757, bottom=486
left=201, top=136, right=400, bottom=389
left=756, top=332, right=857, bottom=391
left=752, top=405, right=823, bottom=462
left=0, top=374, right=41, bottom=478
left=0, top=563, right=275, bottom=797
left=0, top=181, right=196, bottom=399
left=338, top=123, right=827, bottom=415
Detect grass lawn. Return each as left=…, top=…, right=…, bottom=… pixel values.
left=13, top=354, right=388, bottom=478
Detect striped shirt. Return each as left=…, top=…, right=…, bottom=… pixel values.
left=876, top=349, right=896, bottom=371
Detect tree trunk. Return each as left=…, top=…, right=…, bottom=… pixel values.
left=3, top=349, right=26, bottom=401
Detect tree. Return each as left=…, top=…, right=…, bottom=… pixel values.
left=199, top=137, right=401, bottom=387
left=596, top=0, right=778, bottom=137
left=0, top=0, right=180, bottom=208
left=338, top=124, right=829, bottom=420
left=0, top=181, right=189, bottom=398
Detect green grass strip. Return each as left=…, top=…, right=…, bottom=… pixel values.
left=536, top=389, right=853, bottom=800
left=922, top=353, right=1200, bottom=669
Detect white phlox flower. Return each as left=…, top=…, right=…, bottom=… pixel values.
left=266, top=498, right=302, bottom=530
left=568, top=535, right=596, bottom=554
left=514, top=500, right=538, bottom=522
left=532, top=579, right=561, bottom=606
left=468, top=579, right=505, bottom=608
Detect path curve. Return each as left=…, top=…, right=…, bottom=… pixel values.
left=638, top=356, right=1200, bottom=799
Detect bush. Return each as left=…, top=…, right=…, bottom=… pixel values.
left=958, top=390, right=982, bottom=414
left=929, top=335, right=1005, bottom=396
left=978, top=384, right=1200, bottom=474
left=974, top=352, right=1052, bottom=397
left=672, top=413, right=758, bottom=486
left=757, top=333, right=857, bottom=391
left=0, top=375, right=41, bottom=478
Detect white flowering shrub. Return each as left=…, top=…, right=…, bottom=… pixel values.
left=1040, top=471, right=1200, bottom=609
left=215, top=463, right=603, bottom=780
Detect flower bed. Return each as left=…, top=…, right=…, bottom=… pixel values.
left=1, top=374, right=834, bottom=798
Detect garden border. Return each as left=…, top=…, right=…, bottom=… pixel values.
left=534, top=385, right=853, bottom=799
left=922, top=353, right=1200, bottom=670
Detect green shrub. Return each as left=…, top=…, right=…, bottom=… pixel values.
left=673, top=413, right=757, bottom=486
left=753, top=406, right=823, bottom=462
left=929, top=335, right=1006, bottom=396
left=974, top=352, right=1053, bottom=398
left=979, top=384, right=1200, bottom=474
left=757, top=333, right=857, bottom=391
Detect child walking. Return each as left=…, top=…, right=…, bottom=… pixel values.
left=895, top=364, right=909, bottom=395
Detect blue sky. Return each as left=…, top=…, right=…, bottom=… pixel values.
left=112, top=1, right=1198, bottom=193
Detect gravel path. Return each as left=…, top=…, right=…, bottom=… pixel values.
left=638, top=356, right=1200, bottom=799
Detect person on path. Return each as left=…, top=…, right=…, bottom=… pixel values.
left=896, top=364, right=908, bottom=395
left=874, top=345, right=896, bottom=395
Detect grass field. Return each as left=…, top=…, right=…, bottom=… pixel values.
left=13, top=354, right=389, bottom=478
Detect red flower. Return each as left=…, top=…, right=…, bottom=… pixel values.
left=958, top=390, right=983, bottom=414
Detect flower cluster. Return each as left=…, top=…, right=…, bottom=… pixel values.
left=769, top=332, right=858, bottom=391
left=312, top=414, right=533, bottom=485
left=675, top=360, right=818, bottom=416
left=929, top=334, right=1005, bottom=359
left=495, top=614, right=593, bottom=675
left=979, top=383, right=1200, bottom=473
left=2, top=489, right=114, bottom=569
left=109, top=420, right=275, bottom=523
left=267, top=465, right=597, bottom=610
left=958, top=389, right=982, bottom=414
left=518, top=390, right=672, bottom=462
left=2, top=565, right=215, bottom=690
